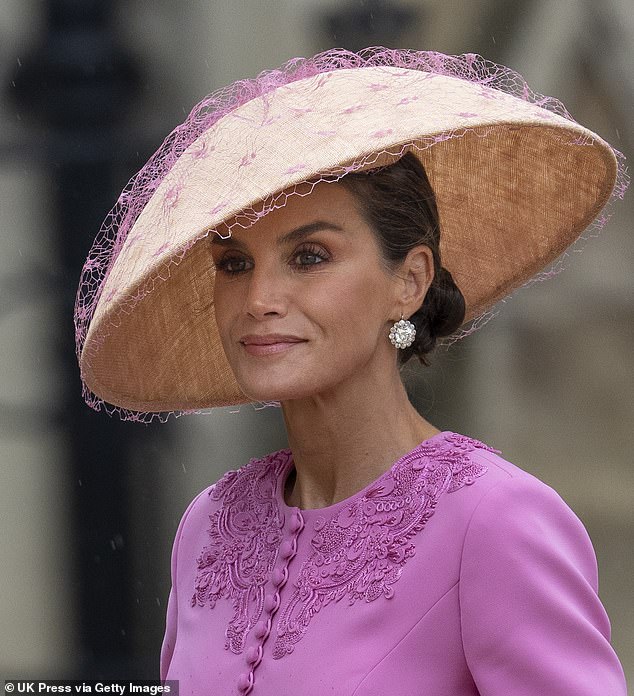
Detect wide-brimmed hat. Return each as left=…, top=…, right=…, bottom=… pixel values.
left=75, top=47, right=627, bottom=421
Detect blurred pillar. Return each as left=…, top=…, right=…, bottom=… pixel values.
left=9, top=0, right=146, bottom=678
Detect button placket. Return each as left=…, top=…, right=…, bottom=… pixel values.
left=237, top=509, right=304, bottom=694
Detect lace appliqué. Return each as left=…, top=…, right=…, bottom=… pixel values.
left=190, top=451, right=289, bottom=653
left=272, top=433, right=493, bottom=658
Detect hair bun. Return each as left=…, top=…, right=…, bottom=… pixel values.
left=428, top=267, right=466, bottom=338
left=404, top=266, right=466, bottom=365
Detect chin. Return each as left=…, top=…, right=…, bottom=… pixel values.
left=237, top=378, right=317, bottom=404
left=232, top=362, right=329, bottom=404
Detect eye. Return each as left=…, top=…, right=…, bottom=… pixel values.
left=215, top=254, right=253, bottom=275
left=290, top=244, right=329, bottom=270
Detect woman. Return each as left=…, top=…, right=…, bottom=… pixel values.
left=75, top=49, right=627, bottom=694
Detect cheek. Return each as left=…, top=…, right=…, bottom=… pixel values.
left=310, top=268, right=394, bottom=342
left=212, top=279, right=237, bottom=346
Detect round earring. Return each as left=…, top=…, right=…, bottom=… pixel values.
left=389, top=314, right=416, bottom=349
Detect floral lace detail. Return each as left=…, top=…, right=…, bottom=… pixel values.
left=272, top=433, right=494, bottom=658
left=190, top=433, right=494, bottom=658
left=190, top=451, right=289, bottom=653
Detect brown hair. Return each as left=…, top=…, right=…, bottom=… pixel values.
left=339, top=151, right=465, bottom=365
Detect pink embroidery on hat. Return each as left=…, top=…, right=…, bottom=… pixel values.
left=458, top=112, right=478, bottom=118
left=283, top=163, right=307, bottom=176
left=152, top=241, right=170, bottom=257
left=313, top=72, right=334, bottom=89
left=163, top=183, right=183, bottom=211
left=209, top=202, right=229, bottom=216
left=230, top=112, right=256, bottom=123
left=190, top=140, right=214, bottom=160
left=341, top=103, right=367, bottom=114
left=397, top=96, right=420, bottom=106
left=239, top=151, right=257, bottom=167
left=370, top=128, right=394, bottom=138
left=263, top=114, right=283, bottom=127
left=368, top=82, right=390, bottom=92
left=290, top=107, right=314, bottom=118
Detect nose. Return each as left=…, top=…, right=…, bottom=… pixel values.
left=243, top=264, right=288, bottom=320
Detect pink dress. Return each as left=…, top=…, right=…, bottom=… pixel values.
left=160, top=431, right=626, bottom=695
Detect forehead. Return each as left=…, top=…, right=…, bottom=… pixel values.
left=212, top=181, right=367, bottom=244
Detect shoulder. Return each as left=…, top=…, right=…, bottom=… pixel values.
left=462, top=442, right=592, bottom=549
left=432, top=434, right=586, bottom=541
left=450, top=432, right=556, bottom=496
left=457, top=438, right=597, bottom=578
left=429, top=433, right=599, bottom=591
left=448, top=435, right=588, bottom=533
left=454, top=438, right=626, bottom=694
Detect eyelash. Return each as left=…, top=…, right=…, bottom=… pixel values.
left=215, top=243, right=330, bottom=275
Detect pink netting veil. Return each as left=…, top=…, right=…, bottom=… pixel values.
left=74, top=47, right=628, bottom=422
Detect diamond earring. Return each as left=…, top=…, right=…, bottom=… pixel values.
left=389, top=314, right=416, bottom=349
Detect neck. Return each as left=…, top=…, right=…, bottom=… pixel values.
left=281, top=361, right=440, bottom=509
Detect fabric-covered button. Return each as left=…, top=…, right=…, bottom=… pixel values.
left=246, top=645, right=262, bottom=665
left=289, top=511, right=304, bottom=532
left=237, top=671, right=253, bottom=692
left=279, top=540, right=294, bottom=559
left=264, top=593, right=280, bottom=613
left=272, top=567, right=287, bottom=587
left=253, top=620, right=268, bottom=639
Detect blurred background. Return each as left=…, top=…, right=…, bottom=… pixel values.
left=1, top=0, right=632, bottom=684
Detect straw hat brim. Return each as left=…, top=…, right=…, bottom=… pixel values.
left=78, top=66, right=617, bottom=413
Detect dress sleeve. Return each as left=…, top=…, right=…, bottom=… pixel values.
left=159, top=487, right=210, bottom=681
left=459, top=475, right=627, bottom=696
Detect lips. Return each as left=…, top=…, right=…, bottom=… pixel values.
left=240, top=334, right=304, bottom=345
left=239, top=334, right=307, bottom=356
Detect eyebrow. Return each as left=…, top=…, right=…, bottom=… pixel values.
left=210, top=220, right=344, bottom=248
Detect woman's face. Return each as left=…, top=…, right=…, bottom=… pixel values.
left=211, top=182, right=414, bottom=404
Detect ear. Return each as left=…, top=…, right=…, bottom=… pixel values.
left=393, top=245, right=434, bottom=316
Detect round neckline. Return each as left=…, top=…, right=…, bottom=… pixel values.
left=275, top=430, right=455, bottom=520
